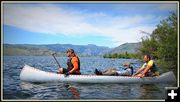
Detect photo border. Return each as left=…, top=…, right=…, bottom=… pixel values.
left=1, top=1, right=179, bottom=102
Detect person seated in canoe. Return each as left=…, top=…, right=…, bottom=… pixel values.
left=57, top=48, right=81, bottom=76
left=94, top=62, right=133, bottom=76
left=132, top=54, right=159, bottom=78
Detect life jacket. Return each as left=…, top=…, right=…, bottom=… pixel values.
left=150, top=63, right=158, bottom=73
left=67, top=57, right=80, bottom=74
left=147, top=60, right=158, bottom=73
left=130, top=66, right=134, bottom=76
left=144, top=60, right=158, bottom=76
left=123, top=66, right=134, bottom=76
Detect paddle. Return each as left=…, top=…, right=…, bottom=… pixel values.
left=52, top=52, right=69, bottom=77
left=52, top=53, right=61, bottom=68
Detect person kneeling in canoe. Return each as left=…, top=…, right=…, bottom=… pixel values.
left=57, top=48, right=81, bottom=76
left=94, top=62, right=133, bottom=76
left=132, top=54, right=159, bottom=78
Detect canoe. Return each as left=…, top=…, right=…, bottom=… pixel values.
left=20, top=65, right=176, bottom=84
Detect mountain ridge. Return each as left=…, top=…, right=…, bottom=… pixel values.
left=3, top=43, right=140, bottom=56
left=106, top=42, right=141, bottom=54
left=3, top=43, right=111, bottom=56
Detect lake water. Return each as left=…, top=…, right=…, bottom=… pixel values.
left=2, top=56, right=176, bottom=100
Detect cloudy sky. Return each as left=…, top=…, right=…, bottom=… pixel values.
left=3, top=2, right=177, bottom=48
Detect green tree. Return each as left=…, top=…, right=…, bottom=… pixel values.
left=139, top=12, right=177, bottom=73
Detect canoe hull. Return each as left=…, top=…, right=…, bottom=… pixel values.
left=20, top=65, right=176, bottom=84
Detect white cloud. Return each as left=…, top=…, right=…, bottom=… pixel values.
left=3, top=4, right=160, bottom=46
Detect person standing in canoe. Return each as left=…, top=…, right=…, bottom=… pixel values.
left=57, top=48, right=81, bottom=76
left=132, top=54, right=159, bottom=78
left=94, top=62, right=133, bottom=76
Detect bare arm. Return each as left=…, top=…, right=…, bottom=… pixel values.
left=132, top=67, right=144, bottom=76
left=140, top=65, right=152, bottom=77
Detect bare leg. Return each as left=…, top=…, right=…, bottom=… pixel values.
left=57, top=68, right=63, bottom=74
left=102, top=68, right=117, bottom=75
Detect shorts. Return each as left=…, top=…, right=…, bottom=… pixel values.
left=62, top=68, right=69, bottom=73
left=102, top=68, right=118, bottom=76
left=146, top=71, right=159, bottom=77
left=62, top=68, right=81, bottom=75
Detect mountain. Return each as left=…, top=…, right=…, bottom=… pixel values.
left=3, top=44, right=111, bottom=56
left=3, top=42, right=140, bottom=56
left=106, top=42, right=141, bottom=54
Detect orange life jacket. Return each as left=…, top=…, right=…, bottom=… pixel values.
left=67, top=57, right=81, bottom=74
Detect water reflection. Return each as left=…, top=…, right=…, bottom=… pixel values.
left=64, top=83, right=80, bottom=99
left=20, top=82, right=47, bottom=90
left=139, top=84, right=160, bottom=99
left=19, top=82, right=80, bottom=99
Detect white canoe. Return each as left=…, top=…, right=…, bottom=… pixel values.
left=20, top=65, right=176, bottom=84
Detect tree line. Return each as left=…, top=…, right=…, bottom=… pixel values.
left=103, top=52, right=139, bottom=59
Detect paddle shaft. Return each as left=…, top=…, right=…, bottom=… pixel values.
left=52, top=53, right=61, bottom=68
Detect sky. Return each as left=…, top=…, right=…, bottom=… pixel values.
left=2, top=2, right=178, bottom=48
